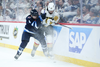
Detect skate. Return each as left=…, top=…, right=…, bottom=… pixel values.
left=43, top=48, right=49, bottom=57
left=31, top=45, right=38, bottom=57
left=14, top=49, right=22, bottom=59
left=14, top=54, right=21, bottom=59
left=31, top=49, right=36, bottom=57
left=49, top=54, right=54, bottom=59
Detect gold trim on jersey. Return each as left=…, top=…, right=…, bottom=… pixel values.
left=45, top=17, right=49, bottom=23
left=45, top=17, right=53, bottom=24
left=54, top=16, right=58, bottom=21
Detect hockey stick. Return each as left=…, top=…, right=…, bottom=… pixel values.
left=56, top=23, right=73, bottom=29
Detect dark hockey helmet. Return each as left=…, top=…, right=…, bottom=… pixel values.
left=30, top=9, right=38, bottom=16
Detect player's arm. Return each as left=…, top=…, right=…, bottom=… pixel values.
left=39, top=9, right=46, bottom=20
left=51, top=13, right=60, bottom=24
left=46, top=13, right=60, bottom=26
left=40, top=13, right=46, bottom=20
left=26, top=16, right=32, bottom=24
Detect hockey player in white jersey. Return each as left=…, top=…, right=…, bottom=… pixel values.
left=31, top=2, right=60, bottom=57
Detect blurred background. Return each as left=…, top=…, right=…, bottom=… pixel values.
left=0, top=0, right=100, bottom=24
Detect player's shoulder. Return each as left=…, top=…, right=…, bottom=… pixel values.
left=26, top=15, right=32, bottom=20
left=41, top=8, right=48, bottom=14
left=41, top=8, right=45, bottom=13
left=54, top=11, right=59, bottom=16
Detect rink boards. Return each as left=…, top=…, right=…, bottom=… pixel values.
left=0, top=21, right=100, bottom=67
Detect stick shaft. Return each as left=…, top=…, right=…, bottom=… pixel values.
left=56, top=23, right=73, bottom=29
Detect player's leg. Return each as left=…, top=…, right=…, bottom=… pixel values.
left=14, top=40, right=29, bottom=59
left=39, top=34, right=49, bottom=57
left=31, top=27, right=44, bottom=57
left=46, top=35, right=53, bottom=57
left=14, top=32, right=30, bottom=59
left=45, top=26, right=54, bottom=57
left=33, top=32, right=48, bottom=57
left=31, top=39, right=40, bottom=57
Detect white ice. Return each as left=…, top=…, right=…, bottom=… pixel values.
left=0, top=47, right=84, bottom=67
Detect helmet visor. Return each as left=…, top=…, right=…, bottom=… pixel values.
left=32, top=16, right=37, bottom=19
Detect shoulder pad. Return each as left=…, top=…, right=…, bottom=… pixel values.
left=26, top=15, right=32, bottom=20
left=41, top=9, right=45, bottom=14
left=41, top=8, right=47, bottom=14
left=28, top=16, right=31, bottom=18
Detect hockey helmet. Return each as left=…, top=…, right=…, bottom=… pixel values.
left=48, top=2, right=55, bottom=11
left=30, top=9, right=38, bottom=16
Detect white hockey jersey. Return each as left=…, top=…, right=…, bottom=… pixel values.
left=41, top=8, right=60, bottom=27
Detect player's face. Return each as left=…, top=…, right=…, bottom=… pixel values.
left=49, top=10, right=54, bottom=14
left=32, top=16, right=37, bottom=19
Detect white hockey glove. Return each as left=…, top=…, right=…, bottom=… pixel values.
left=45, top=19, right=55, bottom=27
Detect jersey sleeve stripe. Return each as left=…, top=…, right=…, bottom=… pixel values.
left=39, top=15, right=43, bottom=21
left=24, top=28, right=36, bottom=34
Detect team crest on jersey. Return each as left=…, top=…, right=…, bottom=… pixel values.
left=69, top=27, right=92, bottom=53
left=28, top=16, right=31, bottom=18
left=13, top=27, right=18, bottom=39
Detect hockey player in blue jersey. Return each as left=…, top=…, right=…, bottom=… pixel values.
left=31, top=2, right=60, bottom=58
left=14, top=9, right=48, bottom=59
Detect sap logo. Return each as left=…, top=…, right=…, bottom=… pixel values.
left=69, top=27, right=92, bottom=53
left=53, top=26, right=62, bottom=44
left=69, top=32, right=86, bottom=49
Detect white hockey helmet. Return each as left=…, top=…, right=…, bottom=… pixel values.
left=48, top=2, right=55, bottom=11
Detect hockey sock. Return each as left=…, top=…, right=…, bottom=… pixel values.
left=14, top=47, right=24, bottom=59
left=43, top=47, right=49, bottom=57
left=33, top=42, right=39, bottom=50
left=17, top=47, right=24, bottom=55
left=31, top=42, right=39, bottom=57
left=47, top=43, right=53, bottom=56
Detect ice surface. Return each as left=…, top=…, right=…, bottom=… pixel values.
left=0, top=47, right=84, bottom=67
